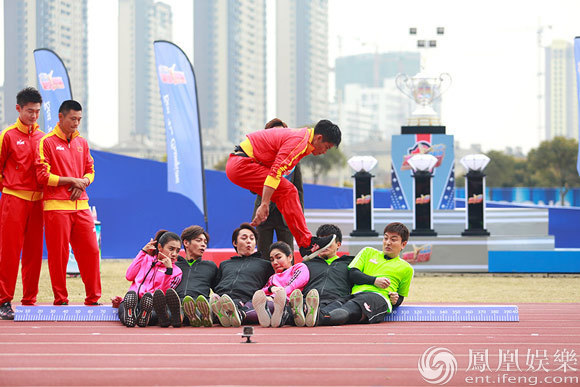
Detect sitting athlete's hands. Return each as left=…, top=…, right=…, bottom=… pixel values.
left=251, top=203, right=270, bottom=226
left=389, top=292, right=399, bottom=305
left=142, top=238, right=157, bottom=255
left=374, top=277, right=391, bottom=289
left=68, top=187, right=83, bottom=200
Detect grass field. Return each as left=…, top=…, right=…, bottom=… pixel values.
left=11, top=259, right=580, bottom=305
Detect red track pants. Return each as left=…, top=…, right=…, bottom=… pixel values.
left=44, top=209, right=101, bottom=305
left=0, top=194, right=43, bottom=305
left=226, top=155, right=312, bottom=248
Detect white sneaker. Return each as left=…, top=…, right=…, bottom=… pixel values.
left=252, top=290, right=271, bottom=328
left=289, top=289, right=305, bottom=327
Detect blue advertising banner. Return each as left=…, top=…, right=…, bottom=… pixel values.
left=391, top=134, right=455, bottom=210
left=574, top=37, right=580, bottom=176
left=33, top=49, right=73, bottom=133
left=153, top=40, right=207, bottom=227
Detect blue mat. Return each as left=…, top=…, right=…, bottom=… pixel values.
left=384, top=305, right=519, bottom=322
left=15, top=306, right=118, bottom=322
left=14, top=304, right=519, bottom=322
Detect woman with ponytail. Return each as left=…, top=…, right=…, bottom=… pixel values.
left=117, top=230, right=182, bottom=328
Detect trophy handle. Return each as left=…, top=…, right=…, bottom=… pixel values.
left=432, top=72, right=452, bottom=102
left=395, top=73, right=415, bottom=101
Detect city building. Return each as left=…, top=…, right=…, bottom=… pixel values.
left=3, top=0, right=89, bottom=136
left=276, top=0, right=329, bottom=128
left=545, top=39, right=579, bottom=141
left=117, top=0, right=172, bottom=159
left=194, top=0, right=267, bottom=164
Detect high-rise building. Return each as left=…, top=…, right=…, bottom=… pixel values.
left=335, top=52, right=421, bottom=99
left=3, top=0, right=89, bottom=136
left=118, top=0, right=172, bottom=156
left=276, top=0, right=328, bottom=128
left=194, top=0, right=267, bottom=155
left=545, top=40, right=578, bottom=141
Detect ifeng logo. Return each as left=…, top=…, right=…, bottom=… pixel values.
left=158, top=64, right=186, bottom=85
left=418, top=346, right=457, bottom=385
left=38, top=71, right=65, bottom=91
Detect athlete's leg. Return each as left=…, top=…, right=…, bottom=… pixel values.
left=70, top=209, right=101, bottom=305
left=0, top=195, right=27, bottom=304
left=44, top=211, right=72, bottom=305
left=20, top=200, right=43, bottom=305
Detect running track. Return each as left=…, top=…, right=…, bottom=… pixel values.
left=0, top=303, right=578, bottom=386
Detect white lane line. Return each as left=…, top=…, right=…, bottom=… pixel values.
left=1, top=332, right=578, bottom=337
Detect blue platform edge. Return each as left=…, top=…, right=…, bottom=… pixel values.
left=384, top=305, right=519, bottom=322
left=489, top=251, right=580, bottom=273
left=15, top=306, right=118, bottom=322
left=15, top=304, right=519, bottom=322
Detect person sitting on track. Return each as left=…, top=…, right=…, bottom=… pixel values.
left=176, top=225, right=218, bottom=327
left=290, top=224, right=353, bottom=327
left=252, top=241, right=311, bottom=328
left=118, top=230, right=182, bottom=328
left=210, top=223, right=274, bottom=327
left=319, top=222, right=413, bottom=326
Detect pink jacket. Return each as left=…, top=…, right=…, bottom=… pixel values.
left=262, top=262, right=309, bottom=299
left=126, top=251, right=182, bottom=298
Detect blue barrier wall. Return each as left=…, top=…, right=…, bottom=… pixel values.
left=489, top=251, right=580, bottom=273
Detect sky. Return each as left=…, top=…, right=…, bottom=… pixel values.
left=2, top=0, right=580, bottom=153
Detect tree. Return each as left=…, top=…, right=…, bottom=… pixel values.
left=527, top=137, right=580, bottom=204
left=484, top=150, right=529, bottom=187
left=301, top=147, right=346, bottom=184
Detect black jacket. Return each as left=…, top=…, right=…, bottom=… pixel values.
left=303, top=255, right=354, bottom=305
left=213, top=252, right=274, bottom=303
left=174, top=256, right=218, bottom=300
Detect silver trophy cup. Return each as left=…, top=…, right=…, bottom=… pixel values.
left=396, top=72, right=452, bottom=126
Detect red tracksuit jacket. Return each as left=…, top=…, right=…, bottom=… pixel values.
left=36, top=124, right=95, bottom=211
left=239, top=127, right=314, bottom=190
left=0, top=118, right=44, bottom=200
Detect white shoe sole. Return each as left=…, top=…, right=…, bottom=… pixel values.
left=303, top=235, right=337, bottom=261
left=305, top=289, right=320, bottom=327
left=270, top=289, right=287, bottom=328
left=252, top=290, right=271, bottom=328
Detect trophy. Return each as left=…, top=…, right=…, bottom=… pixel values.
left=396, top=72, right=452, bottom=126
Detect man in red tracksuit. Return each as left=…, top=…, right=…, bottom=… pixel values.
left=0, top=88, right=44, bottom=320
left=226, top=119, right=341, bottom=260
left=36, top=100, right=101, bottom=306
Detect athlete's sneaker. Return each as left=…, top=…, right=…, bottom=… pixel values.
left=122, top=291, right=138, bottom=327
left=195, top=295, right=213, bottom=327
left=289, top=289, right=305, bottom=327
left=270, top=288, right=287, bottom=328
left=183, top=296, right=201, bottom=327
left=0, top=302, right=14, bottom=320
left=210, top=294, right=230, bottom=327
left=153, top=289, right=170, bottom=328
left=166, top=288, right=182, bottom=328
left=136, top=292, right=154, bottom=327
left=299, top=235, right=336, bottom=261
left=305, top=289, right=320, bottom=327
left=220, top=294, right=241, bottom=327
left=252, top=290, right=271, bottom=328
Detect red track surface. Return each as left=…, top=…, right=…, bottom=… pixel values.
left=0, top=303, right=578, bottom=386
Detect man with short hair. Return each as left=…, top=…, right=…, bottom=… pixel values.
left=320, top=222, right=414, bottom=325
left=176, top=225, right=218, bottom=327
left=36, top=100, right=101, bottom=306
left=0, top=87, right=45, bottom=319
left=252, top=118, right=304, bottom=259
left=288, top=224, right=354, bottom=327
left=226, top=119, right=341, bottom=259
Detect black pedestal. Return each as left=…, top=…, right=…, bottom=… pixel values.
left=401, top=126, right=446, bottom=134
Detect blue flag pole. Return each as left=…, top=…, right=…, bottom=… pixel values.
left=33, top=48, right=73, bottom=132
left=154, top=40, right=208, bottom=230
left=574, top=37, right=580, bottom=176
